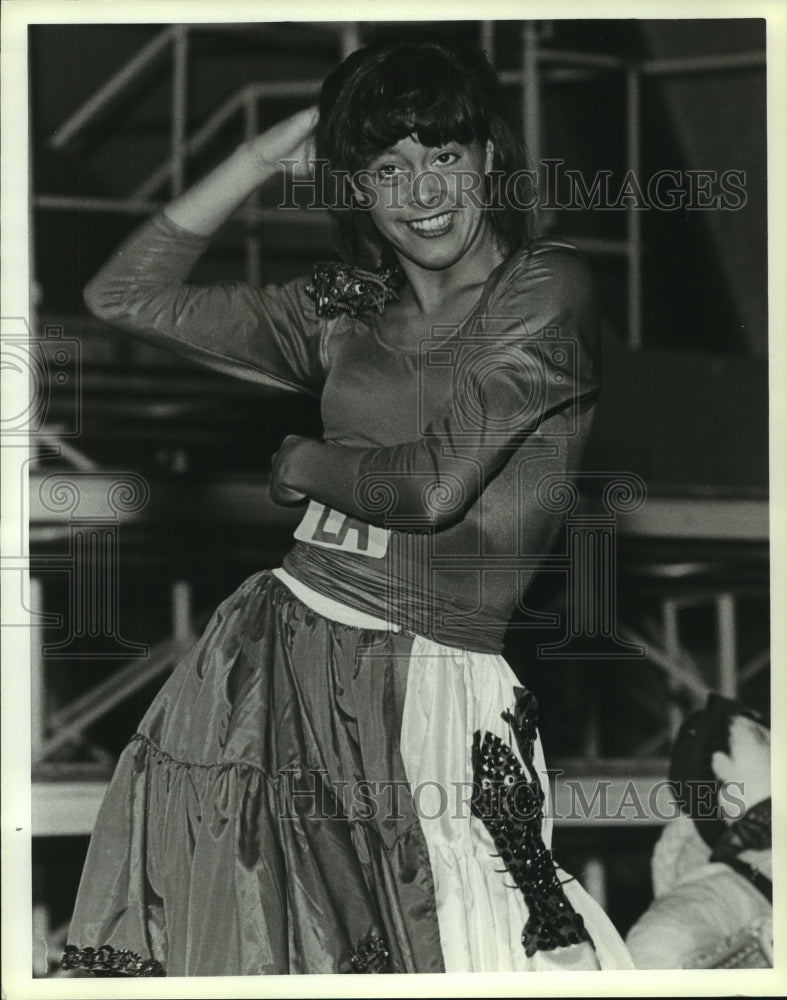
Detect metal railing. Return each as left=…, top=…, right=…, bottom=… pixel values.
left=38, top=20, right=765, bottom=349
left=28, top=21, right=769, bottom=936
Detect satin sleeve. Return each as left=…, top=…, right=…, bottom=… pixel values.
left=353, top=243, right=602, bottom=525
left=83, top=212, right=326, bottom=396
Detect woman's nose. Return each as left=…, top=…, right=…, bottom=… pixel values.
left=411, top=170, right=446, bottom=209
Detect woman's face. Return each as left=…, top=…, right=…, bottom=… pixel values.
left=358, top=135, right=494, bottom=272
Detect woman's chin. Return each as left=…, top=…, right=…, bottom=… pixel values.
left=395, top=238, right=470, bottom=272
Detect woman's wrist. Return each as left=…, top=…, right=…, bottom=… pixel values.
left=162, top=141, right=272, bottom=235
left=286, top=439, right=332, bottom=493
left=247, top=106, right=317, bottom=169
left=161, top=107, right=316, bottom=237
left=288, top=440, right=366, bottom=513
left=237, top=138, right=281, bottom=187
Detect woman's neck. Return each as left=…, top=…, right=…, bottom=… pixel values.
left=395, top=233, right=505, bottom=319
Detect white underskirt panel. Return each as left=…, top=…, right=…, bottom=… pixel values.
left=399, top=634, right=634, bottom=973
left=271, top=569, right=632, bottom=973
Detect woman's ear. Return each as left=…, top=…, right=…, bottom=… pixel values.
left=485, top=139, right=495, bottom=174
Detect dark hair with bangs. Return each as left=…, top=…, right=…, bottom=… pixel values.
left=315, top=38, right=537, bottom=267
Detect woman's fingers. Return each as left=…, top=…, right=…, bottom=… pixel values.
left=252, top=106, right=318, bottom=176
left=270, top=435, right=309, bottom=505
left=270, top=479, right=308, bottom=505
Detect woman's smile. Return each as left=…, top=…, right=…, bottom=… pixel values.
left=363, top=135, right=495, bottom=275
left=406, top=211, right=455, bottom=236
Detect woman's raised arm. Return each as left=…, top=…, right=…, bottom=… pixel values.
left=162, top=106, right=317, bottom=236
left=83, top=107, right=327, bottom=394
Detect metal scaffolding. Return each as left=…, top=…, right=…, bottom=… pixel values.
left=39, top=20, right=765, bottom=348
left=28, top=20, right=769, bottom=970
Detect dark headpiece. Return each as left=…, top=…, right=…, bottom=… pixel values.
left=669, top=693, right=767, bottom=848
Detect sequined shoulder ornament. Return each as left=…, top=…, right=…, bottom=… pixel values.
left=305, top=262, right=405, bottom=318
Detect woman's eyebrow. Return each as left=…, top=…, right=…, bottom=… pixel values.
left=365, top=150, right=411, bottom=171
left=370, top=147, right=402, bottom=160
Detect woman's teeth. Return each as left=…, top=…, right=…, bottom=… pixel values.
left=408, top=213, right=452, bottom=234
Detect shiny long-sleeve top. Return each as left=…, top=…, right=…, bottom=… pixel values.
left=84, top=212, right=601, bottom=653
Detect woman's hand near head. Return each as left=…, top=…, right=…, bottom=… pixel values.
left=247, top=105, right=318, bottom=179
left=164, top=105, right=318, bottom=236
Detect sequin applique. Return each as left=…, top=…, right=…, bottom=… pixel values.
left=349, top=932, right=390, bottom=973
left=471, top=687, right=593, bottom=957
left=305, top=261, right=405, bottom=318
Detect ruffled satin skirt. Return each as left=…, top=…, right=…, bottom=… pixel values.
left=63, top=570, right=632, bottom=976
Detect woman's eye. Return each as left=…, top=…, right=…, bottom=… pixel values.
left=374, top=164, right=405, bottom=181
left=434, top=151, right=460, bottom=166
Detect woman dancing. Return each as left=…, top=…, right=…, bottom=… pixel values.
left=63, top=37, right=632, bottom=975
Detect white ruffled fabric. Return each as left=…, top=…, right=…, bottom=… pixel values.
left=399, top=635, right=634, bottom=972
left=274, top=572, right=633, bottom=972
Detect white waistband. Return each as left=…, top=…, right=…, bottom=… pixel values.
left=272, top=567, right=400, bottom=632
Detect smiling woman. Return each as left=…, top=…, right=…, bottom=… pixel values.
left=360, top=136, right=495, bottom=277
left=63, top=36, right=632, bottom=977
left=316, top=39, right=535, bottom=269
